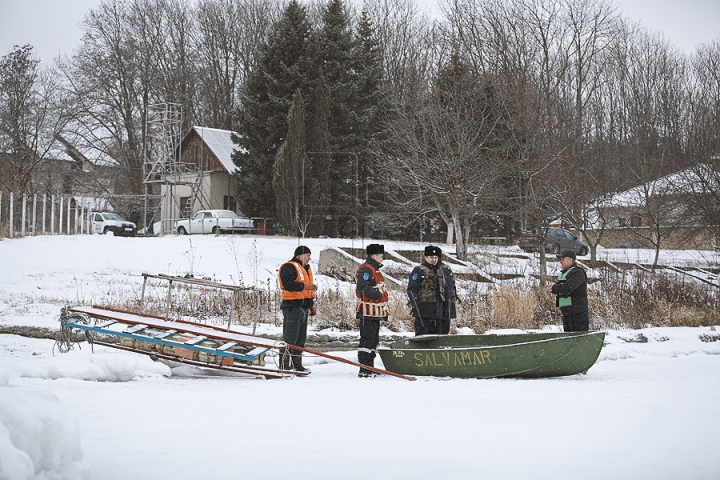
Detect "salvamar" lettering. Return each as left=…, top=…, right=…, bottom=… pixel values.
left=413, top=350, right=491, bottom=367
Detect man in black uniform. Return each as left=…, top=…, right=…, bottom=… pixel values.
left=407, top=245, right=457, bottom=336
left=355, top=244, right=389, bottom=377
left=548, top=250, right=589, bottom=331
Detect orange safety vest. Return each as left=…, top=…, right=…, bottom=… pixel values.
left=355, top=262, right=390, bottom=318
left=278, top=261, right=316, bottom=301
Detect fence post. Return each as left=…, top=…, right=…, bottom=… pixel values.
left=0, top=191, right=3, bottom=223
left=51, top=195, right=56, bottom=234
left=32, top=194, right=37, bottom=236
left=9, top=192, right=13, bottom=238
left=21, top=195, right=27, bottom=237
left=59, top=196, right=63, bottom=234
left=66, top=197, right=71, bottom=235
left=42, top=194, right=47, bottom=234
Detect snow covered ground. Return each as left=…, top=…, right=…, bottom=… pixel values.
left=2, top=234, right=720, bottom=479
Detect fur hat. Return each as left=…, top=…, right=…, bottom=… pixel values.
left=424, top=245, right=442, bottom=257
left=294, top=245, right=311, bottom=256
left=366, top=244, right=384, bottom=256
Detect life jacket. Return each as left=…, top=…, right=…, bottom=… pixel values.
left=278, top=261, right=316, bottom=301
left=355, top=262, right=390, bottom=318
left=556, top=266, right=575, bottom=308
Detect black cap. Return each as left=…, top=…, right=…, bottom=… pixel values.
left=556, top=250, right=576, bottom=260
left=424, top=245, right=442, bottom=257
left=366, top=244, right=384, bottom=256
left=294, top=245, right=311, bottom=256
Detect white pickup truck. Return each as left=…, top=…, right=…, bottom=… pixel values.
left=91, top=212, right=136, bottom=237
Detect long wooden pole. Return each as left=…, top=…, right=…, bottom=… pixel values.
left=290, top=344, right=416, bottom=381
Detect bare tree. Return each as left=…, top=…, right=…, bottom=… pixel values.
left=195, top=0, right=282, bottom=129
left=683, top=40, right=720, bottom=242
left=57, top=0, right=168, bottom=194
left=0, top=45, right=64, bottom=194
left=378, top=54, right=509, bottom=260
left=364, top=0, right=439, bottom=103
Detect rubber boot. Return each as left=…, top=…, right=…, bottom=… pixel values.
left=291, top=350, right=311, bottom=374
left=278, top=348, right=292, bottom=371
left=358, top=352, right=375, bottom=378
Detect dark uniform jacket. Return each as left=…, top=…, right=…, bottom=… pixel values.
left=407, top=260, right=457, bottom=321
left=551, top=265, right=588, bottom=315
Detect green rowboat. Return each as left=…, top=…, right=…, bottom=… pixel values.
left=377, top=331, right=605, bottom=378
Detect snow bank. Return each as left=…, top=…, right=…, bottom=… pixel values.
left=0, top=335, right=171, bottom=383
left=0, top=386, right=90, bottom=480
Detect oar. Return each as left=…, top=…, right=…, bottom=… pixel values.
left=289, top=344, right=416, bottom=381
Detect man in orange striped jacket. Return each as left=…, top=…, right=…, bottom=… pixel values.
left=278, top=245, right=317, bottom=373
left=355, top=244, right=389, bottom=377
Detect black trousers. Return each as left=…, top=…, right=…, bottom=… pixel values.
left=563, top=311, right=589, bottom=332
left=282, top=306, right=308, bottom=351
left=358, top=317, right=380, bottom=365
left=414, top=317, right=450, bottom=336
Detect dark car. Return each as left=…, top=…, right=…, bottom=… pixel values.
left=518, top=227, right=589, bottom=256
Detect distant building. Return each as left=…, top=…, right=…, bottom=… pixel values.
left=159, top=126, right=241, bottom=223
left=593, top=163, right=720, bottom=250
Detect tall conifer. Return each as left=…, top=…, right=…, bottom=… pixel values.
left=233, top=0, right=311, bottom=219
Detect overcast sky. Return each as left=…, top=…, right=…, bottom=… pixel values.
left=0, top=0, right=718, bottom=65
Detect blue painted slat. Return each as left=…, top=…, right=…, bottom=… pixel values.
left=64, top=320, right=266, bottom=362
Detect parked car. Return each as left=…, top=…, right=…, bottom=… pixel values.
left=517, top=227, right=589, bottom=256
left=91, top=212, right=136, bottom=237
left=175, top=210, right=254, bottom=235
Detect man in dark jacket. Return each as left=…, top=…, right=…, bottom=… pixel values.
left=128, top=208, right=140, bottom=236
left=278, top=245, right=317, bottom=373
left=548, top=250, right=589, bottom=331
left=355, top=244, right=389, bottom=377
left=407, top=245, right=457, bottom=336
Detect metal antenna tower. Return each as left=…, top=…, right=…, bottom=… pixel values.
left=143, top=103, right=186, bottom=234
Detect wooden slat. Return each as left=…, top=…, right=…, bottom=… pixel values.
left=155, top=330, right=178, bottom=339
left=217, top=341, right=237, bottom=351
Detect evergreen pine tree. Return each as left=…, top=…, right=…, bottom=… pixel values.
left=305, top=0, right=358, bottom=235
left=353, top=10, right=387, bottom=216
left=273, top=89, right=308, bottom=236
left=233, top=0, right=311, bottom=219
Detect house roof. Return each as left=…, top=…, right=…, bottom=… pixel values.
left=601, top=163, right=720, bottom=208
left=192, top=126, right=245, bottom=174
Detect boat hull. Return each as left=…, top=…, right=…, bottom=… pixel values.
left=377, top=331, right=605, bottom=378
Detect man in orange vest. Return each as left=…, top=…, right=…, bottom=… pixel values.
left=278, top=245, right=318, bottom=373
left=355, top=244, right=389, bottom=377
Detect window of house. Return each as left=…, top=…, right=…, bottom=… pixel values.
left=618, top=217, right=628, bottom=227
left=630, top=215, right=642, bottom=227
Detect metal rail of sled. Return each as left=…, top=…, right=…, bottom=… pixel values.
left=62, top=305, right=304, bottom=379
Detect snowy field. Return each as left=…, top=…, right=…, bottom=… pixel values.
left=2, top=234, right=720, bottom=480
